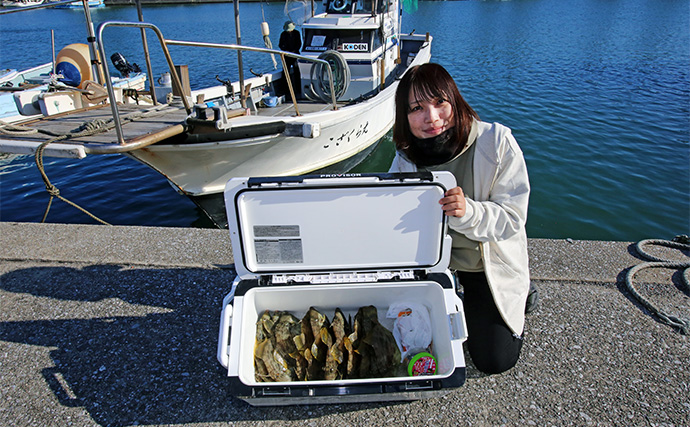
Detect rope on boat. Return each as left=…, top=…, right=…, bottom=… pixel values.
left=0, top=120, right=39, bottom=136
left=1, top=105, right=175, bottom=225
left=625, top=236, right=690, bottom=335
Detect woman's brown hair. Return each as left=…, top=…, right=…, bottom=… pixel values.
left=392, top=63, right=479, bottom=160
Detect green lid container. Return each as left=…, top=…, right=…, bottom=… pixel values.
left=407, top=351, right=437, bottom=376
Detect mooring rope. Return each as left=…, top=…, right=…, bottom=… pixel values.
left=0, top=105, right=175, bottom=225
left=625, top=235, right=690, bottom=335
left=34, top=119, right=115, bottom=225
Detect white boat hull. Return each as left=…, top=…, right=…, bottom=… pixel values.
left=127, top=35, right=431, bottom=198
left=128, top=89, right=394, bottom=196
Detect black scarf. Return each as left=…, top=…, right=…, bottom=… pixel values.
left=406, top=127, right=460, bottom=167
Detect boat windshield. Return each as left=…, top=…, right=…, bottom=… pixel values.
left=325, top=0, right=389, bottom=15
left=303, top=28, right=381, bottom=53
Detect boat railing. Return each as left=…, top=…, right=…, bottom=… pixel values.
left=97, top=21, right=339, bottom=145
left=163, top=39, right=339, bottom=115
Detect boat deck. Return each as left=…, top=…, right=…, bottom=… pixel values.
left=252, top=98, right=340, bottom=118
left=0, top=97, right=344, bottom=157
left=2, top=103, right=189, bottom=155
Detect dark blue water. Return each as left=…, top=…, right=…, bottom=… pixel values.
left=1, top=0, right=688, bottom=241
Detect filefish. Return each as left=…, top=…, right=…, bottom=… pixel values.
left=254, top=310, right=304, bottom=382
left=254, top=310, right=281, bottom=382
left=254, top=306, right=400, bottom=381
left=324, top=308, right=350, bottom=380
left=348, top=305, right=400, bottom=379
left=260, top=338, right=294, bottom=382
left=303, top=307, right=330, bottom=380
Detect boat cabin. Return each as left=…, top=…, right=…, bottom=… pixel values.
left=297, top=0, right=400, bottom=102
left=325, top=0, right=392, bottom=15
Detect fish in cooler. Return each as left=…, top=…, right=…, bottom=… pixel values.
left=254, top=305, right=401, bottom=382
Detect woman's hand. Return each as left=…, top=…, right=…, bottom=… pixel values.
left=439, top=186, right=467, bottom=217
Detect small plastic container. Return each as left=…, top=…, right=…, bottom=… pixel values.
left=404, top=349, right=437, bottom=376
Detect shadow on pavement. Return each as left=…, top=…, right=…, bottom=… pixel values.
left=0, top=265, right=394, bottom=426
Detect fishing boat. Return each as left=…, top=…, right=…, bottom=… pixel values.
left=1, top=49, right=146, bottom=124
left=52, top=0, right=104, bottom=9
left=0, top=62, right=53, bottom=123
left=1, top=0, right=43, bottom=7
left=0, top=62, right=52, bottom=87
left=0, top=0, right=432, bottom=227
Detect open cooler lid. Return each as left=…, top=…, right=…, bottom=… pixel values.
left=224, top=172, right=456, bottom=279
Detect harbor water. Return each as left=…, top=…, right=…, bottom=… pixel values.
left=0, top=0, right=688, bottom=241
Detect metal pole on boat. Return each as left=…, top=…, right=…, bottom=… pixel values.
left=279, top=54, right=301, bottom=116
left=96, top=21, right=193, bottom=146
left=51, top=30, right=56, bottom=75
left=81, top=0, right=104, bottom=85
left=135, top=0, right=158, bottom=105
left=233, top=0, right=246, bottom=109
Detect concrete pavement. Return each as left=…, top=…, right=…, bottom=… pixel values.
left=0, top=222, right=688, bottom=426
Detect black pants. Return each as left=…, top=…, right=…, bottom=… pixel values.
left=283, top=58, right=301, bottom=99
left=455, top=271, right=523, bottom=374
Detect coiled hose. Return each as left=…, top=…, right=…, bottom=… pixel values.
left=625, top=235, right=690, bottom=334
left=309, top=50, right=350, bottom=103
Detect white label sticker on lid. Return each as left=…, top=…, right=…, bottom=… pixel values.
left=253, top=225, right=304, bottom=264
left=254, top=225, right=300, bottom=238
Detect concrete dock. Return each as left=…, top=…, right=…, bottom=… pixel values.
left=0, top=221, right=688, bottom=426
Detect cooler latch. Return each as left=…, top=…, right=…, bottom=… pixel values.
left=271, top=270, right=416, bottom=284
left=255, top=387, right=292, bottom=397
left=402, top=380, right=435, bottom=391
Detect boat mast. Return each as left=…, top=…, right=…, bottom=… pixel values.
left=234, top=0, right=246, bottom=108
left=135, top=0, right=158, bottom=105
left=51, top=29, right=56, bottom=74
left=80, top=0, right=104, bottom=84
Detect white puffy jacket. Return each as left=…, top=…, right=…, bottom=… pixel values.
left=389, top=120, right=531, bottom=335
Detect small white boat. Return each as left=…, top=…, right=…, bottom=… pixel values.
left=0, top=62, right=52, bottom=87
left=0, top=62, right=53, bottom=123
left=52, top=0, right=104, bottom=9
left=1, top=0, right=44, bottom=8
left=1, top=47, right=146, bottom=124
left=0, top=69, right=19, bottom=82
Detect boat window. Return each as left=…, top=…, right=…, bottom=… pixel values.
left=303, top=29, right=379, bottom=53
left=326, top=0, right=388, bottom=14
left=373, top=29, right=383, bottom=51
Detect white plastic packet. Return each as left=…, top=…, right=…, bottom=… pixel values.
left=386, top=302, right=433, bottom=360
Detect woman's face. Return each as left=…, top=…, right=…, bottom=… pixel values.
left=407, top=90, right=455, bottom=139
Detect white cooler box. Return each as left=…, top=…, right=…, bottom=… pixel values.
left=218, top=172, right=468, bottom=406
